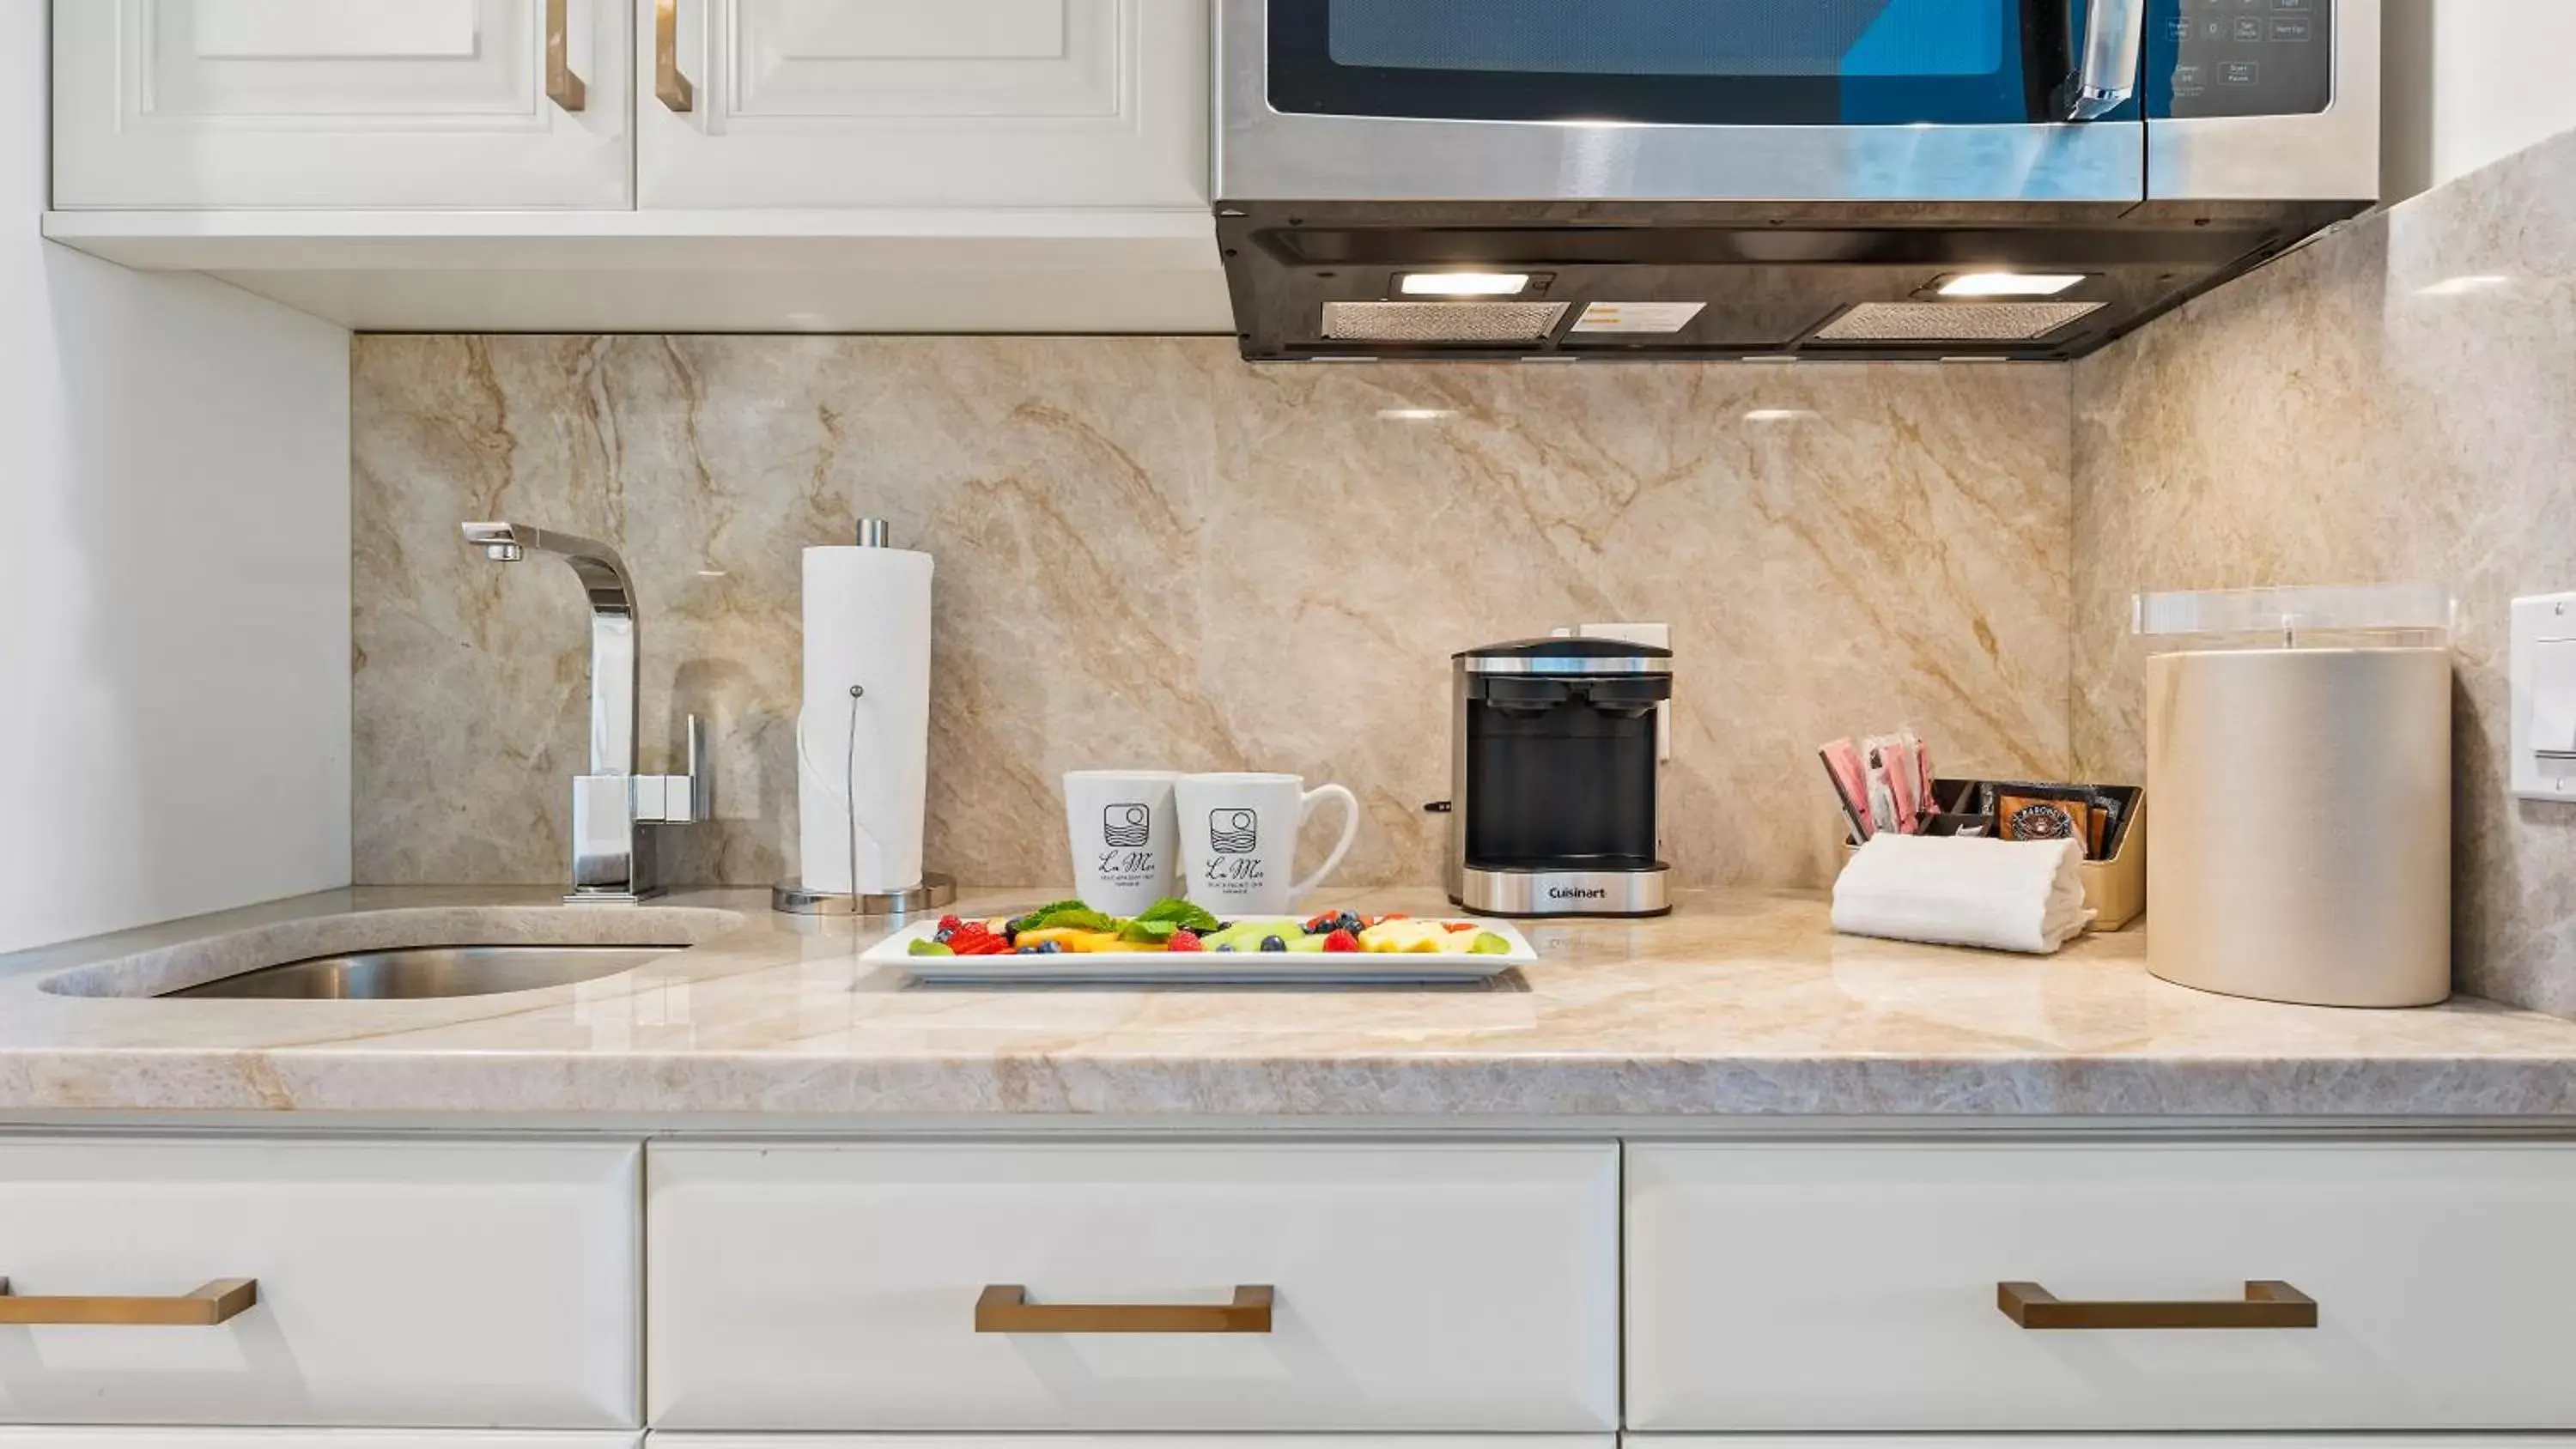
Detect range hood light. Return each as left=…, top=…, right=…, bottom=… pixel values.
left=1936, top=271, right=2088, bottom=298
left=1399, top=271, right=1533, bottom=297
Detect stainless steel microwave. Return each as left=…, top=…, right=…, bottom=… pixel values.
left=1212, top=0, right=2379, bottom=361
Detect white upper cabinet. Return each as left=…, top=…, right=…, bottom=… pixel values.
left=634, top=0, right=1209, bottom=209
left=52, top=0, right=634, bottom=209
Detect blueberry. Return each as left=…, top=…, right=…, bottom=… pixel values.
left=1261, top=935, right=1289, bottom=953
left=1040, top=940, right=1065, bottom=954
left=1215, top=943, right=1236, bottom=953
left=1016, top=945, right=1042, bottom=955
left=933, top=927, right=955, bottom=943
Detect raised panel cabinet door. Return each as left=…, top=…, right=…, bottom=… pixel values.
left=635, top=0, right=1207, bottom=209
left=0, top=1138, right=641, bottom=1428
left=645, top=1141, right=1619, bottom=1431
left=1625, top=1142, right=2576, bottom=1432
left=52, top=0, right=633, bottom=208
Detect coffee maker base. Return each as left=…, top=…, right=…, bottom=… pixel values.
left=1452, top=864, right=1672, bottom=918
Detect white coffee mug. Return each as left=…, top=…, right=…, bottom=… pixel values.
left=1175, top=772, right=1360, bottom=917
left=1062, top=770, right=1182, bottom=916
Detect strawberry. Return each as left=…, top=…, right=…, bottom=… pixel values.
left=936, top=915, right=963, bottom=933
left=1165, top=929, right=1204, bottom=953
left=945, top=924, right=1012, bottom=956
left=1322, top=929, right=1360, bottom=953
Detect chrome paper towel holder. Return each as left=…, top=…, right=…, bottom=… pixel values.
left=774, top=517, right=956, bottom=919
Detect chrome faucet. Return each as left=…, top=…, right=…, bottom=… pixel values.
left=462, top=522, right=706, bottom=903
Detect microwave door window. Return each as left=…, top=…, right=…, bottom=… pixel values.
left=1269, top=0, right=2077, bottom=124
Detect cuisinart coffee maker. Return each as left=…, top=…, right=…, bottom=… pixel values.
left=1443, top=638, right=1673, bottom=917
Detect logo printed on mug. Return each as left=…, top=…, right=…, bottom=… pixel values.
left=1102, top=802, right=1151, bottom=848
left=1063, top=771, right=1182, bottom=917
left=1210, top=808, right=1260, bottom=854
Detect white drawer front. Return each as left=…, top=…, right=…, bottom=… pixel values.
left=655, top=1438, right=1608, bottom=1449
left=0, top=1434, right=636, bottom=1449
left=646, top=1142, right=1618, bottom=1431
left=1627, top=1143, right=2576, bottom=1430
left=0, top=1138, right=638, bottom=1428
left=1638, top=1440, right=2576, bottom=1449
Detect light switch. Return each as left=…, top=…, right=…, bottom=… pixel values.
left=2535, top=641, right=2576, bottom=754
left=2510, top=592, right=2576, bottom=801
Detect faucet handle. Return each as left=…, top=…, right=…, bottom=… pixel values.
left=635, top=713, right=711, bottom=824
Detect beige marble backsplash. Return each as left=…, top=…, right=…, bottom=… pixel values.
left=355, top=340, right=2071, bottom=892
left=2071, top=126, right=2576, bottom=1015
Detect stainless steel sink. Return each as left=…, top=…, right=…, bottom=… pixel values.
left=162, top=944, right=682, bottom=1000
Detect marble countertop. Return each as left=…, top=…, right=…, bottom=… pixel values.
left=3, top=885, right=2574, bottom=1121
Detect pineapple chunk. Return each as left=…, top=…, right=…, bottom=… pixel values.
left=1358, top=920, right=1452, bottom=954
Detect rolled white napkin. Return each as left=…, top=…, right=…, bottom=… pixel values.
left=1832, top=834, right=2096, bottom=955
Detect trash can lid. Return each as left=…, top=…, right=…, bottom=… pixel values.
left=2133, top=584, right=2453, bottom=647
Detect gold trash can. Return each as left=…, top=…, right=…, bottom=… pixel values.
left=2136, top=585, right=2454, bottom=1007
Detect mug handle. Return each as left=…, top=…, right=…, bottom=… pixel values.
left=1291, top=783, right=1360, bottom=903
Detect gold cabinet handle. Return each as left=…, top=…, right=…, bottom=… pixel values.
left=654, top=0, right=695, bottom=112
left=1998, top=1279, right=2317, bottom=1331
left=544, top=0, right=587, bottom=111
left=975, top=1282, right=1273, bottom=1334
left=0, top=1276, right=258, bottom=1326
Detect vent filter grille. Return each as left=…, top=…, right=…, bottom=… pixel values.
left=1322, top=300, right=1571, bottom=343
left=1814, top=300, right=2105, bottom=343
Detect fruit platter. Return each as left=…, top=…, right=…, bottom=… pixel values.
left=866, top=897, right=1536, bottom=984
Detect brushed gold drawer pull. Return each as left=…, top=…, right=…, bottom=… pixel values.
left=975, top=1282, right=1273, bottom=1334
left=1998, top=1278, right=2317, bottom=1330
left=653, top=0, right=695, bottom=112
left=544, top=0, right=586, bottom=112
left=0, top=1276, right=258, bottom=1326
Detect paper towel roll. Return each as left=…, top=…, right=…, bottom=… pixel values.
left=799, top=544, right=933, bottom=894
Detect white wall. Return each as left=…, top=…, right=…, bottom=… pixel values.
left=2383, top=0, right=2576, bottom=201
left=1, top=9, right=352, bottom=953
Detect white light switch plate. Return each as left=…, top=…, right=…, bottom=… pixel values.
left=2511, top=592, right=2576, bottom=801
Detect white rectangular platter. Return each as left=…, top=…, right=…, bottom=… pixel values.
left=866, top=918, right=1538, bottom=985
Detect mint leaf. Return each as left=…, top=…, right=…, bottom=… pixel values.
left=1017, top=900, right=1118, bottom=932
left=1117, top=919, right=1180, bottom=944
left=1134, top=898, right=1219, bottom=931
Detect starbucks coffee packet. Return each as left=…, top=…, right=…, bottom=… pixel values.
left=1980, top=780, right=2123, bottom=858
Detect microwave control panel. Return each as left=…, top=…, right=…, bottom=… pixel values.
left=2147, top=0, right=2332, bottom=118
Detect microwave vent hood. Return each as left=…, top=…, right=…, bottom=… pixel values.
left=1212, top=1, right=2381, bottom=362
left=1212, top=199, right=2370, bottom=362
